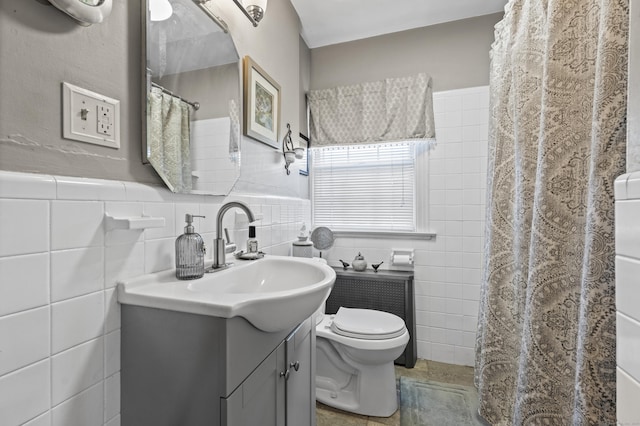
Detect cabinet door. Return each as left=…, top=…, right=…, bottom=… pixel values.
left=285, top=318, right=314, bottom=426
left=222, top=341, right=286, bottom=426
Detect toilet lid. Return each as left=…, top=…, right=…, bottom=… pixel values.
left=331, top=307, right=406, bottom=340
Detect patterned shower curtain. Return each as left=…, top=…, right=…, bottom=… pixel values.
left=475, top=0, right=628, bottom=424
left=148, top=87, right=192, bottom=193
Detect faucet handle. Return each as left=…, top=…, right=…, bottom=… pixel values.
left=223, top=228, right=237, bottom=253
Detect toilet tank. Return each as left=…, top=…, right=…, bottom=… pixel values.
left=324, top=267, right=416, bottom=368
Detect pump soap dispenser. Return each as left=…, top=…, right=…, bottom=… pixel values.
left=176, top=214, right=206, bottom=280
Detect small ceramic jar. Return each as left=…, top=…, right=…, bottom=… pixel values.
left=352, top=252, right=368, bottom=272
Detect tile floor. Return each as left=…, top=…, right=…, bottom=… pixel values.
left=316, top=360, right=475, bottom=426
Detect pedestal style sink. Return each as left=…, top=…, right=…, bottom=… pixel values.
left=117, top=255, right=336, bottom=332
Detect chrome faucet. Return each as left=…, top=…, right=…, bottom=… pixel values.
left=211, top=201, right=255, bottom=269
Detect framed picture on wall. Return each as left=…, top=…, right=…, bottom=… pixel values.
left=299, top=133, right=309, bottom=176
left=243, top=56, right=281, bottom=148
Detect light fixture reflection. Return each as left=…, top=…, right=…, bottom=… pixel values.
left=245, top=0, right=267, bottom=23
left=231, top=0, right=267, bottom=26
left=150, top=0, right=173, bottom=21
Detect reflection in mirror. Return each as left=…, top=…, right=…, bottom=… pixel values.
left=143, top=0, right=242, bottom=195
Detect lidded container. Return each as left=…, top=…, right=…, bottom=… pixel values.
left=352, top=252, right=367, bottom=271
left=292, top=222, right=313, bottom=258
left=292, top=240, right=313, bottom=258
left=176, top=214, right=206, bottom=280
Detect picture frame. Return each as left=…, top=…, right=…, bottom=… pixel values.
left=243, top=56, right=281, bottom=148
left=298, top=133, right=309, bottom=176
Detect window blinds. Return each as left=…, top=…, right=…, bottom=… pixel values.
left=311, top=142, right=417, bottom=231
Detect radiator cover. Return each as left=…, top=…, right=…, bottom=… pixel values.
left=325, top=267, right=417, bottom=368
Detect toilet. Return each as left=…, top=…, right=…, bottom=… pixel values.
left=315, top=305, right=409, bottom=417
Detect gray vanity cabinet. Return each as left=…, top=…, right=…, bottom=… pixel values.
left=222, top=318, right=314, bottom=426
left=121, top=305, right=315, bottom=426
left=222, top=341, right=286, bottom=426
left=285, top=318, right=315, bottom=426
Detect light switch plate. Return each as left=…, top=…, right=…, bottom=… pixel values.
left=62, top=82, right=120, bottom=149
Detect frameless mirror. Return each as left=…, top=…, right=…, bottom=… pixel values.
left=142, top=0, right=242, bottom=195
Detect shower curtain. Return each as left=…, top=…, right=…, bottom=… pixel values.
left=148, top=87, right=192, bottom=193
left=475, top=0, right=628, bottom=424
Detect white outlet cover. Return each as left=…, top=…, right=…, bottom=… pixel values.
left=62, top=82, right=120, bottom=149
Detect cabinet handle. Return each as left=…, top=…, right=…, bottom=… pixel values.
left=279, top=369, right=290, bottom=380
left=289, top=361, right=300, bottom=372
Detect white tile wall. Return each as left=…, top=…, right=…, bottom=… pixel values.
left=322, top=86, right=489, bottom=366
left=0, top=253, right=49, bottom=316
left=191, top=118, right=239, bottom=193
left=0, top=170, right=311, bottom=426
left=0, top=360, right=51, bottom=426
left=0, top=307, right=50, bottom=376
left=615, top=171, right=640, bottom=425
left=0, top=199, right=49, bottom=257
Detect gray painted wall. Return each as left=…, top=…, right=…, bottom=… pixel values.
left=0, top=0, right=309, bottom=197
left=310, top=13, right=503, bottom=92
left=0, top=1, right=499, bottom=195
left=0, top=0, right=158, bottom=183
left=299, top=36, right=311, bottom=135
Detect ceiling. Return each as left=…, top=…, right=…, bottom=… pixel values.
left=290, top=0, right=508, bottom=48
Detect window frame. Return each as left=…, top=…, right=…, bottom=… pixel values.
left=310, top=140, right=431, bottom=237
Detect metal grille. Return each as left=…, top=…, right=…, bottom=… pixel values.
left=326, top=278, right=405, bottom=320
left=325, top=271, right=416, bottom=367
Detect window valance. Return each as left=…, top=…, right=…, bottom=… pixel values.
left=307, top=73, right=435, bottom=147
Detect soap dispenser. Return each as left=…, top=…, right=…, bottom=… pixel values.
left=176, top=214, right=206, bottom=280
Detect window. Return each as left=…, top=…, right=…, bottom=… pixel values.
left=311, top=141, right=428, bottom=232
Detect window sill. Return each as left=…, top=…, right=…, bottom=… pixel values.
left=331, top=231, right=436, bottom=240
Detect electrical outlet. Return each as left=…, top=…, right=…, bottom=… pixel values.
left=62, top=82, right=120, bottom=149
left=98, top=105, right=113, bottom=136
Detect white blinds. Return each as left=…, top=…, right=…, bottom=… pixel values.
left=311, top=142, right=418, bottom=231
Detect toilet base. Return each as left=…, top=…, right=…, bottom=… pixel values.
left=316, top=359, right=398, bottom=417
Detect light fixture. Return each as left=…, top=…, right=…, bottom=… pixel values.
left=194, top=0, right=265, bottom=28
left=150, top=0, right=173, bottom=21
left=231, top=0, right=267, bottom=26
left=283, top=123, right=295, bottom=175
left=48, top=0, right=113, bottom=26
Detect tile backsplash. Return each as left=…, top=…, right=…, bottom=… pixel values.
left=0, top=171, right=310, bottom=426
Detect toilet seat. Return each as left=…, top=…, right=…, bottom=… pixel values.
left=331, top=307, right=406, bottom=340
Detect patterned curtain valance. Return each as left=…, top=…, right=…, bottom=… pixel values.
left=308, top=73, right=435, bottom=146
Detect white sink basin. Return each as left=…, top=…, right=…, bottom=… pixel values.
left=117, top=255, right=336, bottom=332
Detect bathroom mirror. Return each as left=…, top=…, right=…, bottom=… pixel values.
left=142, top=0, right=242, bottom=195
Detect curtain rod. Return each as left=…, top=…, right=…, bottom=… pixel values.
left=151, top=82, right=200, bottom=111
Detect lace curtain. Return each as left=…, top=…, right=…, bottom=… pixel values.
left=307, top=73, right=435, bottom=146
left=148, top=87, right=192, bottom=193
left=475, top=0, right=628, bottom=424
